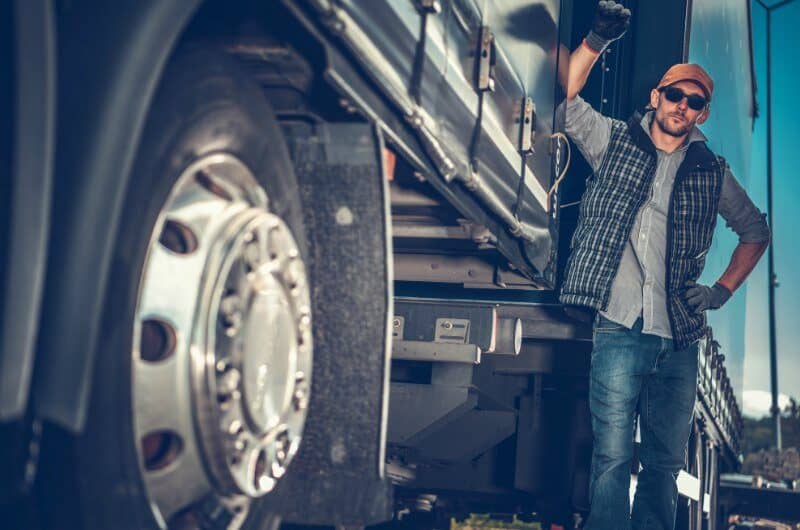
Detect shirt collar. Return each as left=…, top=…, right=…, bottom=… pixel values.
left=642, top=110, right=707, bottom=151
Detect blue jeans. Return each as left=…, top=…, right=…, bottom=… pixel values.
left=587, top=315, right=699, bottom=530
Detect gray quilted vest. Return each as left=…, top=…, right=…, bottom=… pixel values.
left=560, top=112, right=726, bottom=350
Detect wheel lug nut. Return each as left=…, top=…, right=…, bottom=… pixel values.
left=275, top=430, right=290, bottom=466
left=243, top=233, right=263, bottom=271
left=218, top=368, right=241, bottom=397
left=271, top=464, right=286, bottom=479
left=292, top=387, right=308, bottom=411
left=220, top=294, right=243, bottom=336
left=216, top=358, right=230, bottom=374
left=227, top=420, right=244, bottom=436
left=292, top=373, right=308, bottom=411
left=285, top=260, right=304, bottom=290
left=258, top=474, right=275, bottom=491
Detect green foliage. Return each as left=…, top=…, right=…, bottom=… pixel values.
left=742, top=406, right=800, bottom=455
left=450, top=514, right=542, bottom=530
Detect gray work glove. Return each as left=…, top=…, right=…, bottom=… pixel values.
left=684, top=280, right=732, bottom=314
left=586, top=1, right=632, bottom=52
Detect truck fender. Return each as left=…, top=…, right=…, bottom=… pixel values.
left=32, top=0, right=202, bottom=432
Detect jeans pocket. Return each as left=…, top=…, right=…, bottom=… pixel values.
left=594, top=314, right=626, bottom=333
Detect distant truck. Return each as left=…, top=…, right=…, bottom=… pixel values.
left=1, top=1, right=750, bottom=529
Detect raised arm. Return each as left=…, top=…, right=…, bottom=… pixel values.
left=566, top=43, right=602, bottom=101
left=564, top=1, right=632, bottom=100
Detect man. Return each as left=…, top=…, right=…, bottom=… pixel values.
left=559, top=2, right=771, bottom=529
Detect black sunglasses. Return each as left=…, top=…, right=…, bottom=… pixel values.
left=659, top=86, right=708, bottom=111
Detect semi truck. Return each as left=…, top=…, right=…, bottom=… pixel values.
left=1, top=0, right=753, bottom=529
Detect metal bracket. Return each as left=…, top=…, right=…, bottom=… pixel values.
left=392, top=340, right=481, bottom=364
left=477, top=26, right=495, bottom=92
left=519, top=97, right=535, bottom=153
left=418, top=0, right=442, bottom=14
left=392, top=316, right=405, bottom=340
left=434, top=318, right=470, bottom=344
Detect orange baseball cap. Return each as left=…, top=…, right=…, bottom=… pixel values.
left=656, top=63, right=714, bottom=101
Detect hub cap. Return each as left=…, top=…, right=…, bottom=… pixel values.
left=132, top=154, right=312, bottom=526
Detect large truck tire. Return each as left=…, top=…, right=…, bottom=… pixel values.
left=36, top=43, right=311, bottom=530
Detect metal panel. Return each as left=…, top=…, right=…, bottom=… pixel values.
left=483, top=0, right=565, bottom=193
left=324, top=0, right=563, bottom=281
left=394, top=298, right=496, bottom=348
left=0, top=0, right=55, bottom=421
left=392, top=341, right=481, bottom=364
left=31, top=0, right=202, bottom=431
left=388, top=383, right=475, bottom=444
left=292, top=1, right=551, bottom=286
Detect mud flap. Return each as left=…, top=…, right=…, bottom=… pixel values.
left=267, top=121, right=393, bottom=525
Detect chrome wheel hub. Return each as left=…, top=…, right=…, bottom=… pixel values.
left=132, top=154, right=312, bottom=526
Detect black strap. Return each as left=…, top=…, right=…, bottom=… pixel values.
left=468, top=90, right=485, bottom=174
left=469, top=28, right=494, bottom=174
left=513, top=153, right=529, bottom=219
left=409, top=3, right=433, bottom=105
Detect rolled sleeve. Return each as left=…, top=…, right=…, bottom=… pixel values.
left=718, top=167, right=771, bottom=244
left=564, top=95, right=613, bottom=173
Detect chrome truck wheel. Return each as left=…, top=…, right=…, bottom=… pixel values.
left=133, top=153, right=312, bottom=526
left=34, top=44, right=310, bottom=530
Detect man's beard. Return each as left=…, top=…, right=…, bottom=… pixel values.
left=655, top=112, right=693, bottom=137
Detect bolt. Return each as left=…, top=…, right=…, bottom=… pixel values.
left=243, top=238, right=262, bottom=271
left=324, top=16, right=345, bottom=33
left=266, top=227, right=284, bottom=262
left=220, top=294, right=243, bottom=336
left=218, top=368, right=242, bottom=397
left=216, top=358, right=230, bottom=374
left=284, top=259, right=304, bottom=290
left=407, top=111, right=423, bottom=128
left=228, top=420, right=244, bottom=436
left=270, top=462, right=286, bottom=479
left=292, top=373, right=309, bottom=411
left=257, top=474, right=275, bottom=491
left=335, top=206, right=354, bottom=226
left=275, top=430, right=290, bottom=465
left=298, top=314, right=311, bottom=334
left=292, top=386, right=308, bottom=411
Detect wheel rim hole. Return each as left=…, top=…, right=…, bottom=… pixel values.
left=167, top=508, right=199, bottom=530
left=141, top=431, right=183, bottom=471
left=159, top=219, right=198, bottom=254
left=195, top=170, right=233, bottom=201
left=254, top=450, right=267, bottom=488
left=140, top=319, right=177, bottom=362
